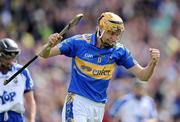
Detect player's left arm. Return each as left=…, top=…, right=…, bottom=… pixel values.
left=23, top=68, right=36, bottom=122
left=24, top=91, right=36, bottom=122
left=129, top=48, right=160, bottom=81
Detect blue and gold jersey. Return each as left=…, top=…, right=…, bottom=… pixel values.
left=58, top=33, right=136, bottom=103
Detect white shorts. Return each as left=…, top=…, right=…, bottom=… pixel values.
left=62, top=93, right=105, bottom=122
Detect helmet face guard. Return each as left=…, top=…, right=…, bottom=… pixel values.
left=0, top=38, right=20, bottom=59
left=0, top=50, right=20, bottom=59
left=0, top=38, right=20, bottom=72
left=97, top=12, right=125, bottom=47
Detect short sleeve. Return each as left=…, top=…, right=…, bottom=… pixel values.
left=22, top=69, right=34, bottom=93
left=112, top=45, right=137, bottom=69
left=58, top=35, right=80, bottom=57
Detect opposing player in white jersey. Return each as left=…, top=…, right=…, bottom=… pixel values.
left=40, top=12, right=160, bottom=122
left=109, top=80, right=158, bottom=122
left=0, top=38, right=36, bottom=122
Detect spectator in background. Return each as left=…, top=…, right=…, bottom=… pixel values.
left=171, top=83, right=180, bottom=122
left=109, top=79, right=158, bottom=122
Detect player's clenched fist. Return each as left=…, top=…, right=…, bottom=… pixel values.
left=48, top=33, right=63, bottom=47
left=149, top=48, right=160, bottom=64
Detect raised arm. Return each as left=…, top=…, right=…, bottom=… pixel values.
left=129, top=48, right=160, bottom=81
left=39, top=33, right=63, bottom=58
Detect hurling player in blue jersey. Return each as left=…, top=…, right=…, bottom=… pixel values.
left=0, top=38, right=36, bottom=122
left=39, top=12, right=160, bottom=122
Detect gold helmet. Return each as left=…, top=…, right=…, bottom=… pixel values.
left=98, top=12, right=125, bottom=33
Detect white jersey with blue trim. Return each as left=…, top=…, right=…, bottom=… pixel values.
left=109, top=93, right=158, bottom=122
left=0, top=63, right=33, bottom=113
left=58, top=33, right=137, bottom=103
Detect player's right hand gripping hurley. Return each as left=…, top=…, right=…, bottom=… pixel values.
left=48, top=33, right=63, bottom=47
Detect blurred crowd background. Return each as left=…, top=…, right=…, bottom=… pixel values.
left=0, top=0, right=180, bottom=122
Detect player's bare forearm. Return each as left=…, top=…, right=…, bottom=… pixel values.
left=139, top=60, right=157, bottom=81
left=39, top=33, right=63, bottom=58
left=141, top=48, right=160, bottom=81
left=129, top=48, right=160, bottom=81
left=24, top=91, right=36, bottom=122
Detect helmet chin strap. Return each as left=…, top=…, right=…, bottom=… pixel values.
left=97, top=27, right=113, bottom=48
left=97, top=27, right=105, bottom=38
